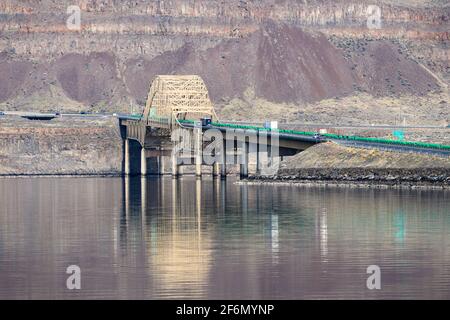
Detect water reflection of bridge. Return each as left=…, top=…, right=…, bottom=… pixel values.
left=115, top=178, right=449, bottom=299
left=121, top=177, right=217, bottom=297
left=119, top=176, right=283, bottom=298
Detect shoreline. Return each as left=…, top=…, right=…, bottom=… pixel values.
left=1, top=171, right=449, bottom=190
left=242, top=167, right=450, bottom=190
left=0, top=173, right=123, bottom=178
left=239, top=179, right=450, bottom=190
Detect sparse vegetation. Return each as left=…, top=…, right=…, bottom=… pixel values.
left=281, top=142, right=450, bottom=170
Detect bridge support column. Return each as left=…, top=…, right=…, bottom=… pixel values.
left=158, top=155, right=165, bottom=175
left=213, top=162, right=220, bottom=177
left=195, top=128, right=202, bottom=178
left=124, top=139, right=130, bottom=175
left=141, top=147, right=147, bottom=176
left=256, top=143, right=260, bottom=175
left=220, top=144, right=226, bottom=179
left=195, top=161, right=202, bottom=177
left=158, top=147, right=165, bottom=175
left=240, top=141, right=249, bottom=178
left=141, top=177, right=147, bottom=217
left=171, top=152, right=179, bottom=177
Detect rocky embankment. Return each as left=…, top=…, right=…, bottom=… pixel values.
left=248, top=142, right=450, bottom=188
left=0, top=117, right=123, bottom=175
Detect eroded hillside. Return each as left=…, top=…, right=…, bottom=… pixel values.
left=0, top=0, right=448, bottom=125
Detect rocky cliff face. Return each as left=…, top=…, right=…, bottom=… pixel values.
left=0, top=117, right=123, bottom=175
left=0, top=0, right=448, bottom=124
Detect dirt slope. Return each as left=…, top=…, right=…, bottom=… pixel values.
left=281, top=142, right=450, bottom=169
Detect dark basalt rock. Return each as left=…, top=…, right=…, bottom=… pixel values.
left=249, top=168, right=450, bottom=187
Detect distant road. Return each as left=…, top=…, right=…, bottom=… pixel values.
left=1, top=111, right=113, bottom=119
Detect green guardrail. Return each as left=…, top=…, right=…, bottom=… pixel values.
left=132, top=115, right=170, bottom=124
left=126, top=114, right=142, bottom=120
left=148, top=116, right=170, bottom=124
left=176, top=119, right=450, bottom=151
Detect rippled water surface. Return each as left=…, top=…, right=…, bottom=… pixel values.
left=0, top=177, right=449, bottom=299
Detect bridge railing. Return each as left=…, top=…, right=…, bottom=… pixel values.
left=320, top=133, right=450, bottom=151
left=127, top=116, right=450, bottom=151
left=147, top=115, right=171, bottom=127
left=178, top=119, right=450, bottom=151
left=127, top=114, right=142, bottom=120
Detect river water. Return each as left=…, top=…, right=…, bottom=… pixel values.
left=0, top=176, right=449, bottom=299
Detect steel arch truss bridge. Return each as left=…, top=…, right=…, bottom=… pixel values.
left=120, top=74, right=321, bottom=178
left=142, top=75, right=218, bottom=127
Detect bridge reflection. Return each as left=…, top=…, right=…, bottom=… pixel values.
left=121, top=177, right=215, bottom=297
left=118, top=176, right=300, bottom=297
left=116, top=177, right=450, bottom=299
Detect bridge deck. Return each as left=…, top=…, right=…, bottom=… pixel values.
left=119, top=115, right=450, bottom=156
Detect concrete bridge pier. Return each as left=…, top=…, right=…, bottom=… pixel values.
left=141, top=147, right=147, bottom=176
left=220, top=162, right=226, bottom=179
left=195, top=128, right=202, bottom=178
left=171, top=152, right=179, bottom=177
left=213, top=162, right=221, bottom=177
left=170, top=152, right=185, bottom=177
left=220, top=145, right=226, bottom=179
left=158, top=149, right=166, bottom=175
left=124, top=139, right=131, bottom=175
left=141, top=177, right=147, bottom=217
left=123, top=138, right=143, bottom=176
left=195, top=158, right=202, bottom=178
left=240, top=141, right=249, bottom=178
left=256, top=144, right=260, bottom=175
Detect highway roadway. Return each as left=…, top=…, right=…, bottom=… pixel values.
left=179, top=120, right=450, bottom=157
